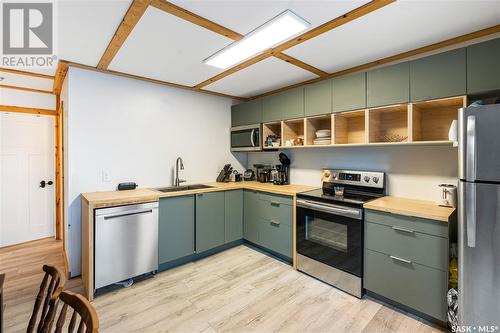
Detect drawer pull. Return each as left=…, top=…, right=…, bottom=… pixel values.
left=270, top=219, right=280, bottom=226
left=391, top=226, right=414, bottom=234
left=270, top=201, right=281, bottom=207
left=390, top=255, right=412, bottom=264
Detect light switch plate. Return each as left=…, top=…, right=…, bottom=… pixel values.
left=102, top=170, right=111, bottom=182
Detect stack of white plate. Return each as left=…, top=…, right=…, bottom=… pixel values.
left=314, top=130, right=331, bottom=145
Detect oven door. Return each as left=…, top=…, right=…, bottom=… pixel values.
left=296, top=199, right=363, bottom=277
left=231, top=124, right=261, bottom=151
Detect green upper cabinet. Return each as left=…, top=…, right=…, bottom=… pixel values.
left=410, top=48, right=466, bottom=102
left=262, top=87, right=304, bottom=122
left=305, top=79, right=333, bottom=116
left=196, top=192, right=225, bottom=253
left=158, top=195, right=195, bottom=265
left=224, top=190, right=243, bottom=243
left=367, top=62, right=410, bottom=107
left=467, top=38, right=500, bottom=95
left=231, top=98, right=263, bottom=127
left=333, top=72, right=366, bottom=112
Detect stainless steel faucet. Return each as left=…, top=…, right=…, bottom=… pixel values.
left=175, top=157, right=186, bottom=187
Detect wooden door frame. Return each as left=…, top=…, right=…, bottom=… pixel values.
left=0, top=104, right=64, bottom=246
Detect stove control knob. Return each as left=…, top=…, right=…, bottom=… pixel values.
left=332, top=173, right=337, bottom=179
left=373, top=176, right=379, bottom=184
left=364, top=176, right=370, bottom=183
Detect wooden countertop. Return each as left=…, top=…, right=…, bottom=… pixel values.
left=364, top=196, right=455, bottom=222
left=81, top=181, right=317, bottom=208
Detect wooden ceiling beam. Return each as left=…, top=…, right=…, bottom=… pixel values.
left=58, top=60, right=247, bottom=100
left=0, top=84, right=54, bottom=95
left=249, top=24, right=500, bottom=100
left=151, top=0, right=329, bottom=79
left=53, top=61, right=69, bottom=95
left=0, top=67, right=55, bottom=80
left=97, top=0, right=151, bottom=70
left=193, top=0, right=395, bottom=89
left=0, top=105, right=56, bottom=116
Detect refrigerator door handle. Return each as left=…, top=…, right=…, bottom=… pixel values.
left=465, top=182, right=477, bottom=248
left=466, top=115, right=477, bottom=181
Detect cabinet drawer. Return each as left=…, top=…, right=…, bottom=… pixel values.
left=365, top=210, right=448, bottom=238
left=364, top=249, right=447, bottom=321
left=258, top=218, right=292, bottom=258
left=258, top=192, right=293, bottom=206
left=259, top=200, right=293, bottom=227
left=365, top=221, right=448, bottom=271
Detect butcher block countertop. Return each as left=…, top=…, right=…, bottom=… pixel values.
left=364, top=196, right=455, bottom=222
left=81, top=181, right=317, bottom=208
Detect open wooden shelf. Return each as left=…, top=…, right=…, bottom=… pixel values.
left=262, top=121, right=282, bottom=149
left=412, top=96, right=465, bottom=142
left=283, top=118, right=305, bottom=147
left=369, top=104, right=409, bottom=143
left=305, top=114, right=332, bottom=146
left=334, top=110, right=366, bottom=145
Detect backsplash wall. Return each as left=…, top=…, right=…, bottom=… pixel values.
left=246, top=145, right=458, bottom=201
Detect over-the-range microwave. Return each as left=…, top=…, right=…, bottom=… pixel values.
left=230, top=124, right=262, bottom=152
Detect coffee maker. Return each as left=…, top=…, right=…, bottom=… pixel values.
left=274, top=153, right=290, bottom=185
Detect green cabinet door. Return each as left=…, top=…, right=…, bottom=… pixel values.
left=367, top=62, right=410, bottom=107
left=467, top=38, right=500, bottom=95
left=224, top=190, right=243, bottom=243
left=231, top=98, right=263, bottom=127
left=410, top=48, right=466, bottom=102
left=158, top=195, right=195, bottom=264
left=196, top=192, right=225, bottom=253
left=333, top=72, right=366, bottom=112
left=243, top=190, right=261, bottom=244
left=305, top=79, right=333, bottom=116
left=263, top=88, right=304, bottom=122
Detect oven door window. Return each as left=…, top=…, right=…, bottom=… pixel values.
left=297, top=207, right=362, bottom=277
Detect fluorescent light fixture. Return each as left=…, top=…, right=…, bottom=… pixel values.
left=204, top=10, right=310, bottom=69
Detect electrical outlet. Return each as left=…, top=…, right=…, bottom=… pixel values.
left=102, top=170, right=111, bottom=182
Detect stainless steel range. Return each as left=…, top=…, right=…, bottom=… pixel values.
left=296, top=169, right=385, bottom=298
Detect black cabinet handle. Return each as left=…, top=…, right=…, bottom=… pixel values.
left=40, top=180, right=54, bottom=188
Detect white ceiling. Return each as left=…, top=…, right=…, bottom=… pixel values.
left=0, top=72, right=53, bottom=91
left=284, top=0, right=500, bottom=73
left=203, top=57, right=318, bottom=97
left=169, top=0, right=369, bottom=35
left=2, top=0, right=500, bottom=98
left=109, top=6, right=233, bottom=86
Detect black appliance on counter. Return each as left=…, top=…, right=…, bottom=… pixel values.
left=274, top=153, right=290, bottom=185
left=296, top=169, right=385, bottom=298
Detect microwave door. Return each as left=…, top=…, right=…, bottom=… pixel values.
left=459, top=105, right=500, bottom=182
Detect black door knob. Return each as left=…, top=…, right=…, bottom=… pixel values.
left=40, top=180, right=54, bottom=188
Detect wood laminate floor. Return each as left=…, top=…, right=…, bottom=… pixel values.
left=1, top=239, right=444, bottom=333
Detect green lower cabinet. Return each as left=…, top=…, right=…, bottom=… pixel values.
left=333, top=72, right=366, bottom=112
left=410, top=48, right=466, bottom=102
left=224, top=190, right=243, bottom=243
left=364, top=249, right=447, bottom=321
left=243, top=190, right=261, bottom=244
left=258, top=218, right=292, bottom=258
left=196, top=192, right=225, bottom=253
left=158, top=195, right=195, bottom=264
left=467, top=37, right=500, bottom=95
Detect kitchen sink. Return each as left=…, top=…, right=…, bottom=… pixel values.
left=154, top=184, right=214, bottom=193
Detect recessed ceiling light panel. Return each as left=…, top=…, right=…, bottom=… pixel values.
left=204, top=10, right=310, bottom=69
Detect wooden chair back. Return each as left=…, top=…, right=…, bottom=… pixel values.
left=27, top=265, right=65, bottom=333
left=40, top=290, right=99, bottom=333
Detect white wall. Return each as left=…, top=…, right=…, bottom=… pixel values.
left=65, top=68, right=246, bottom=276
left=248, top=145, right=458, bottom=201
left=0, top=89, right=56, bottom=110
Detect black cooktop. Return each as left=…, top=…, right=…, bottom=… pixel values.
left=297, top=187, right=384, bottom=208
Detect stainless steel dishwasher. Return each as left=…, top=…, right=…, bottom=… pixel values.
left=94, top=202, right=158, bottom=290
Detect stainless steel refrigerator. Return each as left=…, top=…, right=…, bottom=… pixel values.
left=458, top=104, right=500, bottom=327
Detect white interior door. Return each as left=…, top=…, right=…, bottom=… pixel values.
left=0, top=112, right=55, bottom=247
